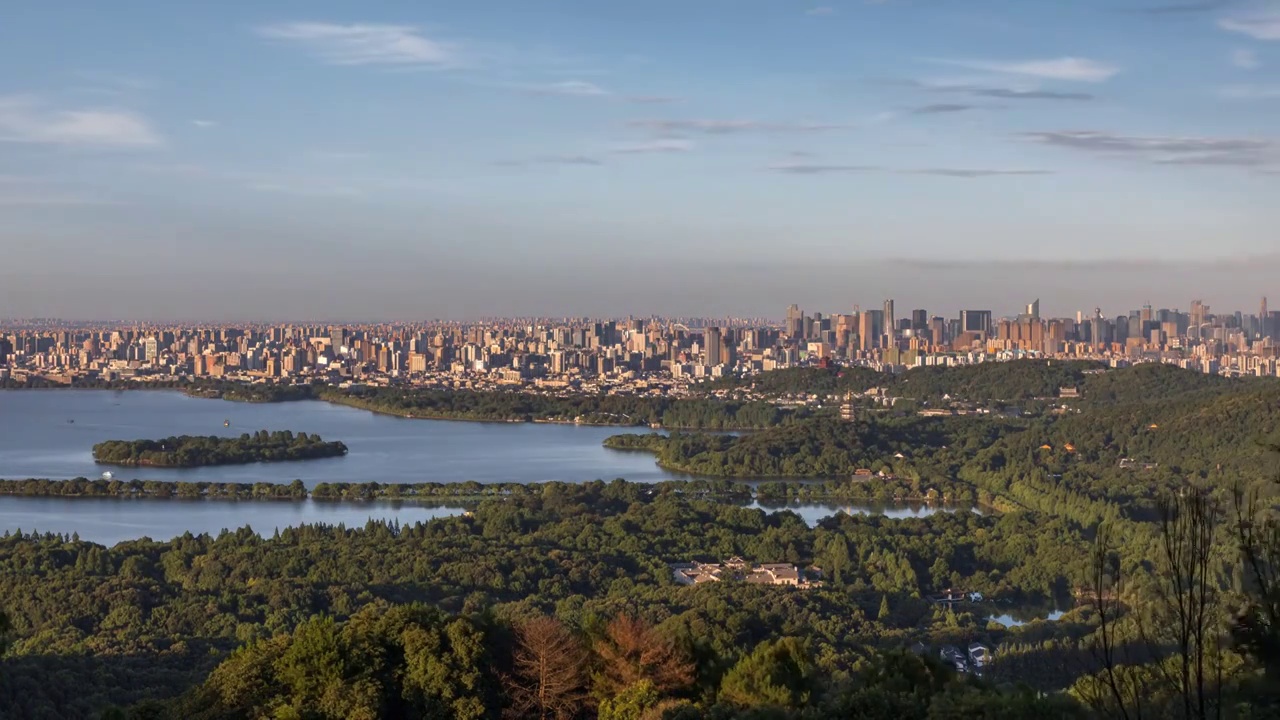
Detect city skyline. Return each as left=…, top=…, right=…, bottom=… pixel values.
left=1, top=286, right=1275, bottom=325
left=5, top=292, right=1279, bottom=387
left=2, top=0, right=1277, bottom=318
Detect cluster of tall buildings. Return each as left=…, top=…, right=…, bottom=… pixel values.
left=2, top=297, right=1278, bottom=385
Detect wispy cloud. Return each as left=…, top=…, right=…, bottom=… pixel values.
left=0, top=175, right=125, bottom=206
left=806, top=6, right=838, bottom=15
left=907, top=168, right=1053, bottom=177
left=1128, top=0, right=1234, bottom=14
left=907, top=79, right=1095, bottom=101
left=1219, top=11, right=1280, bottom=39
left=256, top=22, right=460, bottom=67
left=497, top=155, right=604, bottom=167
left=912, top=103, right=980, bottom=114
left=0, top=194, right=123, bottom=207
left=526, top=80, right=610, bottom=97
left=768, top=162, right=1051, bottom=177
left=307, top=150, right=371, bottom=161
left=611, top=139, right=695, bottom=154
left=1231, top=48, right=1261, bottom=68
left=630, top=119, right=853, bottom=135
left=930, top=57, right=1120, bottom=82
left=1024, top=130, right=1277, bottom=168
left=967, top=87, right=1094, bottom=100
left=1220, top=84, right=1280, bottom=99
left=626, top=95, right=680, bottom=104
left=246, top=181, right=364, bottom=197
left=0, top=95, right=162, bottom=148
left=191, top=119, right=217, bottom=128
left=768, top=163, right=878, bottom=174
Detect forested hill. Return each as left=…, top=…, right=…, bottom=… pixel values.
left=891, top=360, right=1103, bottom=402
left=709, top=359, right=1105, bottom=401
left=91, top=430, right=347, bottom=468
left=709, top=359, right=1280, bottom=416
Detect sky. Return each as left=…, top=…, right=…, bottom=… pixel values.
left=1, top=0, right=1278, bottom=321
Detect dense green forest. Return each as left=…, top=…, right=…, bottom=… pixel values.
left=0, top=480, right=1097, bottom=719
left=318, top=386, right=803, bottom=429
left=606, top=415, right=1003, bottom=478
left=91, top=431, right=348, bottom=468
left=708, top=360, right=1106, bottom=403
left=3, top=361, right=1280, bottom=718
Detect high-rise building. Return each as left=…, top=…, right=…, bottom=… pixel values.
left=960, top=310, right=992, bottom=336
left=786, top=304, right=803, bottom=338
left=330, top=328, right=348, bottom=356
left=857, top=311, right=875, bottom=352
left=705, top=327, right=723, bottom=366
left=1026, top=299, right=1040, bottom=319
left=911, top=309, right=928, bottom=330
left=883, top=299, right=896, bottom=343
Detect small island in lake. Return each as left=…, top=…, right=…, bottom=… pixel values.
left=92, top=430, right=348, bottom=468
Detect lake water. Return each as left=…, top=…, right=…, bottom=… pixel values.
left=988, top=610, right=1067, bottom=628
left=0, top=390, right=981, bottom=544
left=0, top=495, right=468, bottom=546
left=0, top=390, right=672, bottom=484
left=746, top=501, right=980, bottom=527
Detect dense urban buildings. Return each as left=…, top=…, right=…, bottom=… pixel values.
left=2, top=298, right=1279, bottom=391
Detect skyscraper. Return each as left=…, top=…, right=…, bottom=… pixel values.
left=1026, top=299, right=1040, bottom=319
left=911, top=309, right=928, bottom=331
left=786, top=304, right=803, bottom=338
left=960, top=310, right=992, bottom=336
left=330, top=328, right=348, bottom=356
left=883, top=299, right=895, bottom=344
left=705, top=327, right=723, bottom=366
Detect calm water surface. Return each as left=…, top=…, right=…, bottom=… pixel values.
left=0, top=390, right=670, bottom=484
left=0, top=495, right=468, bottom=546
left=745, top=501, right=980, bottom=526
left=988, top=609, right=1068, bottom=628
left=0, top=390, right=979, bottom=543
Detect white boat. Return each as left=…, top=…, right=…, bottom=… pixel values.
left=101, top=471, right=114, bottom=480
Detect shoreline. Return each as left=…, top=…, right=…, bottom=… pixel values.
left=0, top=478, right=994, bottom=512
left=0, top=385, right=777, bottom=432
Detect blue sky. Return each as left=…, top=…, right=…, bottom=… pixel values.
left=1, top=0, right=1277, bottom=320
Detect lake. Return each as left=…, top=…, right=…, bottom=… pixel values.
left=746, top=501, right=981, bottom=526
left=0, top=496, right=977, bottom=546
left=0, top=389, right=673, bottom=484
left=0, top=495, right=469, bottom=547
left=0, top=390, right=979, bottom=544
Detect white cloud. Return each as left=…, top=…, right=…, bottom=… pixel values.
left=931, top=56, right=1120, bottom=82
left=611, top=139, right=694, bottom=154
left=191, top=119, right=217, bottom=128
left=526, top=80, right=610, bottom=97
left=256, top=22, right=459, bottom=67
left=247, top=181, right=364, bottom=198
left=1220, top=84, right=1280, bottom=99
left=0, top=95, right=162, bottom=148
left=630, top=119, right=853, bottom=135
left=1231, top=48, right=1260, bottom=68
left=1219, top=12, right=1280, bottom=40
left=1024, top=130, right=1277, bottom=168
left=0, top=194, right=122, bottom=207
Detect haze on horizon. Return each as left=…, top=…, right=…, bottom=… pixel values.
left=1, top=0, right=1276, bottom=321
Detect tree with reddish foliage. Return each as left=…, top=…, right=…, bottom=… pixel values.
left=504, top=616, right=590, bottom=720
left=592, top=615, right=695, bottom=701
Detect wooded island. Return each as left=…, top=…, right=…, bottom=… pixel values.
left=91, top=430, right=347, bottom=468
